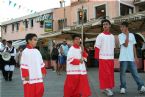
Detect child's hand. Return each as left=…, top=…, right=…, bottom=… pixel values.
left=25, top=77, right=29, bottom=81
left=43, top=74, right=46, bottom=78
left=80, top=59, right=83, bottom=64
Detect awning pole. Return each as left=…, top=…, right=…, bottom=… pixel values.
left=81, top=5, right=84, bottom=48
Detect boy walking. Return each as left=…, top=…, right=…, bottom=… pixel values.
left=20, top=33, right=47, bottom=97
left=64, top=34, right=91, bottom=97
left=94, top=19, right=115, bottom=96
left=118, top=22, right=145, bottom=94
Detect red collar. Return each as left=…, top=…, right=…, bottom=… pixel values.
left=26, top=44, right=34, bottom=49
left=103, top=31, right=111, bottom=35
left=73, top=44, right=80, bottom=49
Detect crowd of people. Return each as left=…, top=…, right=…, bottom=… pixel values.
left=51, top=41, right=69, bottom=75
left=0, top=20, right=145, bottom=97
left=0, top=39, right=18, bottom=81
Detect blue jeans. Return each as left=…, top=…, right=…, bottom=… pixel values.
left=120, top=61, right=144, bottom=90
left=58, top=55, right=66, bottom=65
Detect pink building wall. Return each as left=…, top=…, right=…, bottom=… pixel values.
left=2, top=20, right=46, bottom=40
left=54, top=0, right=134, bottom=29
left=1, top=0, right=135, bottom=40
left=53, top=6, right=72, bottom=32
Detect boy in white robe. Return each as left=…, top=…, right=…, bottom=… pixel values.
left=94, top=19, right=115, bottom=96
left=20, top=33, right=47, bottom=97
left=64, top=34, right=91, bottom=97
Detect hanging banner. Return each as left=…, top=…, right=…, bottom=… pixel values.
left=44, top=20, right=53, bottom=32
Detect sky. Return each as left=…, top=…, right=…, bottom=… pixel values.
left=0, top=0, right=71, bottom=23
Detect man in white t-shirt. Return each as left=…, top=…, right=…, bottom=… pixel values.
left=118, top=22, right=145, bottom=94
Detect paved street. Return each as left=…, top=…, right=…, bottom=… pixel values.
left=0, top=68, right=145, bottom=97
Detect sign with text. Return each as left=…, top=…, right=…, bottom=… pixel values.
left=44, top=20, right=53, bottom=32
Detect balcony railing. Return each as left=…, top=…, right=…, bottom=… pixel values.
left=134, top=0, right=145, bottom=4
left=71, top=0, right=89, bottom=6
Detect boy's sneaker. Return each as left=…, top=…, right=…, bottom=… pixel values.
left=103, top=89, right=114, bottom=96
left=120, top=88, right=126, bottom=94
left=139, top=86, right=145, bottom=94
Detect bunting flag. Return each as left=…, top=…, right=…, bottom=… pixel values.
left=3, top=0, right=36, bottom=13
left=13, top=3, right=16, bottom=7
left=9, top=0, right=12, bottom=5
left=18, top=5, right=21, bottom=9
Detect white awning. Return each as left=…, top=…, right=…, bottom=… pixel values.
left=40, top=31, right=62, bottom=38
left=12, top=40, right=26, bottom=49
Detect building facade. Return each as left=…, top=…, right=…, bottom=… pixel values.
left=1, top=9, right=53, bottom=40
left=2, top=0, right=144, bottom=41
left=1, top=0, right=145, bottom=70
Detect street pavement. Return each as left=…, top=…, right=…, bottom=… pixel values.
left=0, top=68, right=145, bottom=97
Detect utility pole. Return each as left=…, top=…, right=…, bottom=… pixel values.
left=81, top=5, right=84, bottom=46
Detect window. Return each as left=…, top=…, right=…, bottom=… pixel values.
left=30, top=19, right=33, bottom=27
left=120, top=3, right=133, bottom=16
left=58, top=19, right=63, bottom=30
left=78, top=0, right=88, bottom=2
left=65, top=19, right=67, bottom=27
left=3, top=26, right=7, bottom=33
left=24, top=20, right=28, bottom=29
left=78, top=9, right=87, bottom=24
left=137, top=5, right=145, bottom=12
left=58, top=18, right=67, bottom=30
left=12, top=24, right=14, bottom=32
left=40, top=21, right=44, bottom=28
left=83, top=10, right=87, bottom=23
left=16, top=23, right=19, bottom=31
left=95, top=4, right=106, bottom=19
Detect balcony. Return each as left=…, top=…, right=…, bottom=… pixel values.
left=134, top=0, right=145, bottom=5
left=134, top=0, right=145, bottom=11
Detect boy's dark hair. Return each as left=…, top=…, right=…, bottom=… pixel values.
left=121, top=22, right=129, bottom=27
left=2, top=39, right=6, bottom=43
left=7, top=40, right=12, bottom=45
left=101, top=19, right=111, bottom=26
left=72, top=34, right=81, bottom=40
left=25, top=33, right=37, bottom=43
